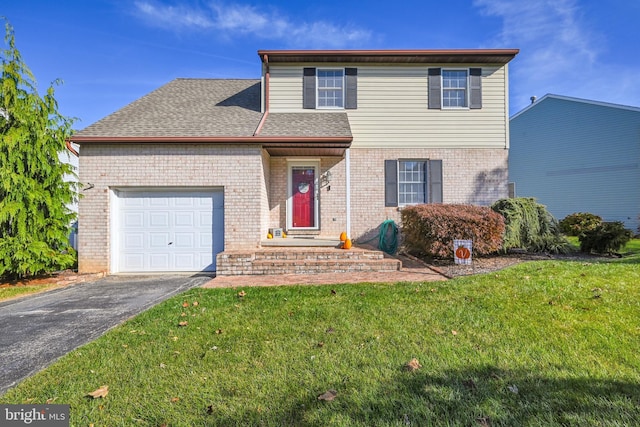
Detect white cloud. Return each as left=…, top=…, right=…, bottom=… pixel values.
left=474, top=0, right=639, bottom=113
left=133, top=1, right=372, bottom=48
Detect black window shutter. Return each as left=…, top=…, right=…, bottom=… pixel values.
left=384, top=160, right=398, bottom=207
left=469, top=68, right=482, bottom=109
left=428, top=160, right=443, bottom=203
left=428, top=68, right=441, bottom=109
left=345, top=68, right=357, bottom=109
left=303, top=67, right=316, bottom=109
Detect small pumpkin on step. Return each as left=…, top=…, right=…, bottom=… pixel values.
left=342, top=238, right=352, bottom=249
left=339, top=231, right=347, bottom=242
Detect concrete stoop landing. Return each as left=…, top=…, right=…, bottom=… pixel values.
left=216, top=247, right=402, bottom=276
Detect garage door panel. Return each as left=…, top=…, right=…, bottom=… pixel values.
left=149, top=232, right=170, bottom=249
left=122, top=254, right=144, bottom=270
left=175, top=212, right=195, bottom=227
left=149, top=212, right=170, bottom=227
left=149, top=253, right=170, bottom=269
left=123, top=212, right=144, bottom=228
left=124, top=233, right=144, bottom=249
left=149, top=197, right=170, bottom=207
left=116, top=190, right=223, bottom=273
left=174, top=232, right=195, bottom=247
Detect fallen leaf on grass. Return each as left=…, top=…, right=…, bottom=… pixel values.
left=159, top=363, right=166, bottom=368
left=182, top=301, right=190, bottom=308
left=171, top=397, right=180, bottom=403
left=238, top=290, right=246, bottom=297
left=317, top=389, right=338, bottom=401
left=87, top=385, right=109, bottom=399
left=317, top=342, right=324, bottom=348
left=181, top=312, right=187, bottom=317
left=404, top=358, right=422, bottom=372
left=178, top=321, right=188, bottom=327
left=451, top=330, right=458, bottom=336
left=46, top=397, right=57, bottom=404
left=215, top=329, right=223, bottom=334
left=192, top=301, right=199, bottom=306
left=331, top=289, right=336, bottom=295
left=507, top=384, right=519, bottom=394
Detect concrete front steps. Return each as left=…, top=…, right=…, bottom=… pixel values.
left=216, top=247, right=401, bottom=276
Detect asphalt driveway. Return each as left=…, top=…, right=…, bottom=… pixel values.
left=0, top=274, right=211, bottom=395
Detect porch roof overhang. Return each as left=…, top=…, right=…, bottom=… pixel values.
left=258, top=49, right=520, bottom=65
left=69, top=135, right=353, bottom=156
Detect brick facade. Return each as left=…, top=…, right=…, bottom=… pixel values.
left=78, top=143, right=267, bottom=273
left=349, top=148, right=509, bottom=240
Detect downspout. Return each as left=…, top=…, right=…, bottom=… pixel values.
left=346, top=148, right=351, bottom=238
left=254, top=54, right=269, bottom=136
left=65, top=139, right=79, bottom=157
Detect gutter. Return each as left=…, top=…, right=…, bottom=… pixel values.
left=65, top=139, right=79, bottom=157
left=70, top=136, right=352, bottom=144
left=253, top=54, right=269, bottom=136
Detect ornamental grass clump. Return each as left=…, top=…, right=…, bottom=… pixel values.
left=491, top=198, right=571, bottom=254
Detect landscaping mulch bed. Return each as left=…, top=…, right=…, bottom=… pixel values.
left=427, top=251, right=611, bottom=278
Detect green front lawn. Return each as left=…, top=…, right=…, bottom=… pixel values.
left=1, top=242, right=639, bottom=426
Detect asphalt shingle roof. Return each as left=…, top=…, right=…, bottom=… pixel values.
left=258, top=113, right=352, bottom=138
left=75, top=79, right=263, bottom=138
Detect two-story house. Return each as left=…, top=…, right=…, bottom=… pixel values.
left=71, top=49, right=518, bottom=274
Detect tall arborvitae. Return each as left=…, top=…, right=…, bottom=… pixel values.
left=0, top=21, right=77, bottom=279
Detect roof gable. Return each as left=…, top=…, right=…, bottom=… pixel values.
left=511, top=94, right=640, bottom=120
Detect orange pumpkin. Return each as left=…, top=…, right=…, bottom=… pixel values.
left=343, top=238, right=352, bottom=249
left=339, top=231, right=347, bottom=242
left=455, top=246, right=471, bottom=259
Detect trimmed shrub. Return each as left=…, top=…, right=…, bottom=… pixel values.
left=401, top=204, right=505, bottom=258
left=491, top=198, right=571, bottom=254
left=559, top=212, right=603, bottom=236
left=579, top=221, right=632, bottom=254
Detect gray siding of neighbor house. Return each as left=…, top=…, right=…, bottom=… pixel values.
left=509, top=95, right=640, bottom=231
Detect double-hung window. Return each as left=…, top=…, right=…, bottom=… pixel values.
left=398, top=161, right=427, bottom=205
left=385, top=159, right=443, bottom=207
left=442, top=70, right=468, bottom=108
left=428, top=68, right=482, bottom=109
left=303, top=67, right=357, bottom=109
left=317, top=69, right=344, bottom=108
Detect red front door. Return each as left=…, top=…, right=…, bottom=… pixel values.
left=292, top=167, right=315, bottom=228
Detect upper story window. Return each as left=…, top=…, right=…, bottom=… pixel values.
left=442, top=70, right=468, bottom=108
left=317, top=69, right=344, bottom=108
left=303, top=67, right=357, bottom=110
left=428, top=68, right=482, bottom=110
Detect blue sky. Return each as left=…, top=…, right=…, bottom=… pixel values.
left=3, top=0, right=639, bottom=129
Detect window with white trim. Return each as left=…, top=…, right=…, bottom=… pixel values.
left=398, top=161, right=427, bottom=205
left=317, top=69, right=344, bottom=108
left=442, top=69, right=468, bottom=108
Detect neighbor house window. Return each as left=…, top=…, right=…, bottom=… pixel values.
left=384, top=159, right=443, bottom=207
left=317, top=69, right=344, bottom=108
left=442, top=70, right=468, bottom=108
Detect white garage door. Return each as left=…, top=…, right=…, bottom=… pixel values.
left=115, top=190, right=224, bottom=273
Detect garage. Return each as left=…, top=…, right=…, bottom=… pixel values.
left=112, top=189, right=224, bottom=273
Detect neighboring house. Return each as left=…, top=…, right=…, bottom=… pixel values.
left=71, top=48, right=518, bottom=274
left=510, top=94, right=640, bottom=231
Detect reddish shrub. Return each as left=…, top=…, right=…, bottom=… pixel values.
left=401, top=204, right=505, bottom=258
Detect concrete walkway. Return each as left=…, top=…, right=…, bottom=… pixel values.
left=203, top=260, right=447, bottom=288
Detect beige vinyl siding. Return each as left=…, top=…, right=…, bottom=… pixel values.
left=268, top=63, right=509, bottom=149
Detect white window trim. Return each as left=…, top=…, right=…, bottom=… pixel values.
left=441, top=68, right=469, bottom=110
left=316, top=68, right=345, bottom=109
left=286, top=160, right=320, bottom=230
left=397, top=159, right=429, bottom=207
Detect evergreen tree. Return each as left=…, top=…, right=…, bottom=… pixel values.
left=0, top=21, right=77, bottom=279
